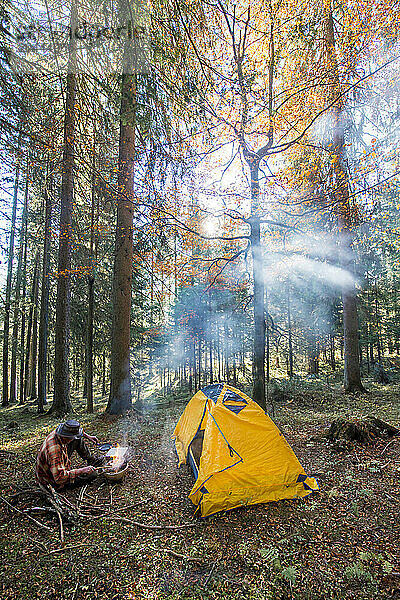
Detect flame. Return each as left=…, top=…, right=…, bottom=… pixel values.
left=109, top=444, right=125, bottom=471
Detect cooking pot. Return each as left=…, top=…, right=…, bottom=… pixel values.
left=102, top=462, right=129, bottom=482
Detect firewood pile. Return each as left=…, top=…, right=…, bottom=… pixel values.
left=1, top=477, right=198, bottom=550
left=1, top=480, right=150, bottom=546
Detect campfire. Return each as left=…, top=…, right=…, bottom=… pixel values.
left=99, top=444, right=130, bottom=481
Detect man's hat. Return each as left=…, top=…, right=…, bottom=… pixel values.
left=56, top=419, right=83, bottom=439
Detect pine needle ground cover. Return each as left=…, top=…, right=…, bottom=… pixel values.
left=0, top=384, right=399, bottom=600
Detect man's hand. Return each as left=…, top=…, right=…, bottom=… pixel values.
left=80, top=465, right=96, bottom=475
left=84, top=433, right=100, bottom=445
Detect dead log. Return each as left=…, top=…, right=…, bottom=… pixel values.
left=327, top=416, right=399, bottom=445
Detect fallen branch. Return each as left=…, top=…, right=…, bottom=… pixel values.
left=110, top=517, right=199, bottom=530
left=380, top=438, right=397, bottom=455
left=381, top=459, right=393, bottom=470
left=204, top=561, right=218, bottom=587
left=45, top=543, right=93, bottom=555
left=8, top=488, right=43, bottom=499
left=218, top=576, right=249, bottom=589
left=0, top=496, right=52, bottom=532
left=30, top=538, right=48, bottom=552
left=148, top=545, right=204, bottom=562
left=383, top=492, right=400, bottom=504
left=56, top=494, right=77, bottom=510
left=23, top=507, right=57, bottom=516
left=76, top=501, right=105, bottom=511
left=77, top=485, right=88, bottom=514
left=89, top=500, right=150, bottom=520
left=57, top=511, right=65, bottom=545
left=71, top=580, right=79, bottom=600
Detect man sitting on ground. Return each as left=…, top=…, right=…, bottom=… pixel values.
left=36, top=419, right=103, bottom=489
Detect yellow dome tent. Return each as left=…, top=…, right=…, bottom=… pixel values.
left=173, top=383, right=319, bottom=517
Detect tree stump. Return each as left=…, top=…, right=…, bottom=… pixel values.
left=373, top=363, right=390, bottom=384
left=327, top=416, right=399, bottom=445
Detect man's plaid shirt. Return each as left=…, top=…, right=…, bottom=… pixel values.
left=36, top=430, right=80, bottom=487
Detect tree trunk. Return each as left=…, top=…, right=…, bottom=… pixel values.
left=250, top=208, right=266, bottom=409
left=217, top=326, right=221, bottom=382
left=329, top=333, right=336, bottom=371
left=237, top=18, right=275, bottom=410
left=19, top=211, right=28, bottom=405
left=387, top=281, right=393, bottom=354
left=28, top=271, right=39, bottom=400
left=86, top=132, right=97, bottom=414
left=393, top=283, right=399, bottom=354
left=324, top=8, right=364, bottom=392
left=369, top=319, right=375, bottom=365
left=106, top=70, right=136, bottom=415
left=265, top=288, right=270, bottom=384
left=2, top=134, right=21, bottom=406
left=10, top=172, right=28, bottom=403
left=24, top=253, right=40, bottom=402
left=374, top=282, right=383, bottom=364
left=193, top=342, right=197, bottom=393
left=198, top=337, right=201, bottom=390
left=189, top=373, right=193, bottom=396
left=287, top=286, right=293, bottom=378
left=102, top=350, right=106, bottom=396
left=209, top=341, right=213, bottom=384
left=341, top=234, right=364, bottom=391
left=52, top=2, right=77, bottom=415
left=307, top=333, right=319, bottom=375
left=76, top=357, right=80, bottom=394
left=366, top=274, right=374, bottom=367
left=47, top=352, right=51, bottom=395
left=38, top=164, right=52, bottom=413
left=86, top=275, right=94, bottom=410
left=83, top=346, right=87, bottom=398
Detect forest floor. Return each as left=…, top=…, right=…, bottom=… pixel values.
left=0, top=376, right=399, bottom=600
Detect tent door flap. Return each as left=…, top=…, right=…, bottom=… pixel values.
left=188, top=430, right=204, bottom=478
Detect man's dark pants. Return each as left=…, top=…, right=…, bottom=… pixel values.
left=65, top=438, right=102, bottom=487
